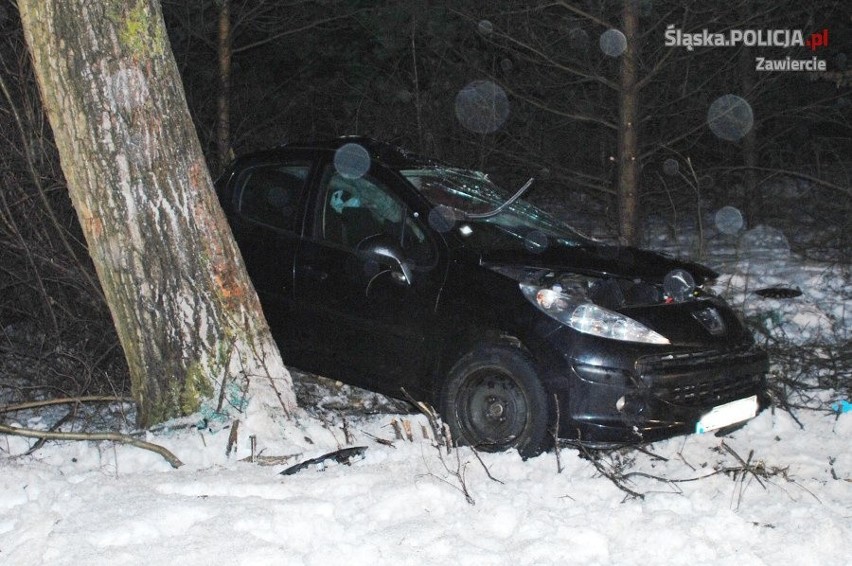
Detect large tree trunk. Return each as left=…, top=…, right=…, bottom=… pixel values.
left=617, top=0, right=640, bottom=246
left=18, top=0, right=296, bottom=441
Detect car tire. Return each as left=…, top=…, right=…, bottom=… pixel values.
left=440, top=344, right=552, bottom=458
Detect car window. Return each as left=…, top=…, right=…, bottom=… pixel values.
left=318, top=166, right=434, bottom=264
left=237, top=163, right=310, bottom=231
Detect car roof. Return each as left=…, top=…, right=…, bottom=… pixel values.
left=241, top=136, right=442, bottom=170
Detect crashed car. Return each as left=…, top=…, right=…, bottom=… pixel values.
left=216, top=136, right=769, bottom=457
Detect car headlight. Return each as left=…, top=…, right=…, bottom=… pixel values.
left=520, top=281, right=670, bottom=344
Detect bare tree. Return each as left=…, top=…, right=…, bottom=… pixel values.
left=617, top=0, right=640, bottom=245
left=164, top=0, right=371, bottom=171
left=461, top=2, right=647, bottom=243
left=462, top=1, right=847, bottom=245
left=17, top=0, right=297, bottom=441
left=217, top=0, right=233, bottom=169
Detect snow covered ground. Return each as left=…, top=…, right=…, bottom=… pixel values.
left=1, top=404, right=849, bottom=565
left=1, top=213, right=850, bottom=566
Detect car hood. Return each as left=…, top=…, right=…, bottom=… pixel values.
left=477, top=244, right=717, bottom=284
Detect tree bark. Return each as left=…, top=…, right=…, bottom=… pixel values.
left=617, top=0, right=640, bottom=246
left=17, top=0, right=296, bottom=440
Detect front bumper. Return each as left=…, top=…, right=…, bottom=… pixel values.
left=555, top=341, right=769, bottom=446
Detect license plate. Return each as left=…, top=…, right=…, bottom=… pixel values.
left=695, top=395, right=759, bottom=434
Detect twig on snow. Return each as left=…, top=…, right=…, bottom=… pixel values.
left=469, top=446, right=504, bottom=485
left=425, top=447, right=476, bottom=505
left=552, top=393, right=563, bottom=474
left=569, top=439, right=644, bottom=500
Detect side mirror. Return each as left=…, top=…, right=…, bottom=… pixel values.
left=357, top=234, right=413, bottom=286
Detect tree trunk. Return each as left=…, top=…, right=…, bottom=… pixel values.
left=18, top=0, right=296, bottom=441
left=217, top=0, right=233, bottom=172
left=739, top=43, right=759, bottom=225
left=617, top=0, right=640, bottom=246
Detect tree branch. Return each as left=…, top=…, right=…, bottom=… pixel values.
left=546, top=0, right=613, bottom=29
left=233, top=10, right=370, bottom=54
left=0, top=423, right=184, bottom=469
left=709, top=166, right=851, bottom=198
left=0, top=396, right=134, bottom=414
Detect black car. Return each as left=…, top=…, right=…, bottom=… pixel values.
left=216, top=136, right=769, bottom=457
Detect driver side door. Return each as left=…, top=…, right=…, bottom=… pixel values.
left=292, top=163, right=445, bottom=398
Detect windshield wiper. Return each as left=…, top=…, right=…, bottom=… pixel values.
left=464, top=177, right=535, bottom=220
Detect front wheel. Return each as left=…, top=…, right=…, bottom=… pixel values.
left=440, top=344, right=552, bottom=458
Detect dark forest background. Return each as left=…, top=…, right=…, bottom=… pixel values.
left=1, top=1, right=849, bottom=398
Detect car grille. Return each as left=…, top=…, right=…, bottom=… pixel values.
left=635, top=347, right=768, bottom=408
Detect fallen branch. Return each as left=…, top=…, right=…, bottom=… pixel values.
left=569, top=439, right=644, bottom=500
left=0, top=423, right=183, bottom=468
left=622, top=469, right=719, bottom=484
left=358, top=428, right=396, bottom=447
left=0, top=396, right=134, bottom=414
left=722, top=441, right=766, bottom=490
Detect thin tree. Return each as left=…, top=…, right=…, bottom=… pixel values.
left=216, top=0, right=233, bottom=170
left=163, top=0, right=370, bottom=172
left=617, top=0, right=640, bottom=245
left=17, top=0, right=297, bottom=443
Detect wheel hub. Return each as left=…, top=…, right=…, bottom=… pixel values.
left=456, top=367, right=532, bottom=447
left=485, top=396, right=505, bottom=420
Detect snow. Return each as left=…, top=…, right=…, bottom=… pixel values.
left=1, top=406, right=849, bottom=565
left=2, top=215, right=850, bottom=565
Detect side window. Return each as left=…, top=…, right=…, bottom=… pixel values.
left=318, top=167, right=435, bottom=265
left=237, top=163, right=310, bottom=231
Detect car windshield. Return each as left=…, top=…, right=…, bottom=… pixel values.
left=401, top=167, right=592, bottom=250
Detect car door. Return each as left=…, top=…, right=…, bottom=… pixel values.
left=226, top=158, right=314, bottom=359
left=292, top=162, right=446, bottom=399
